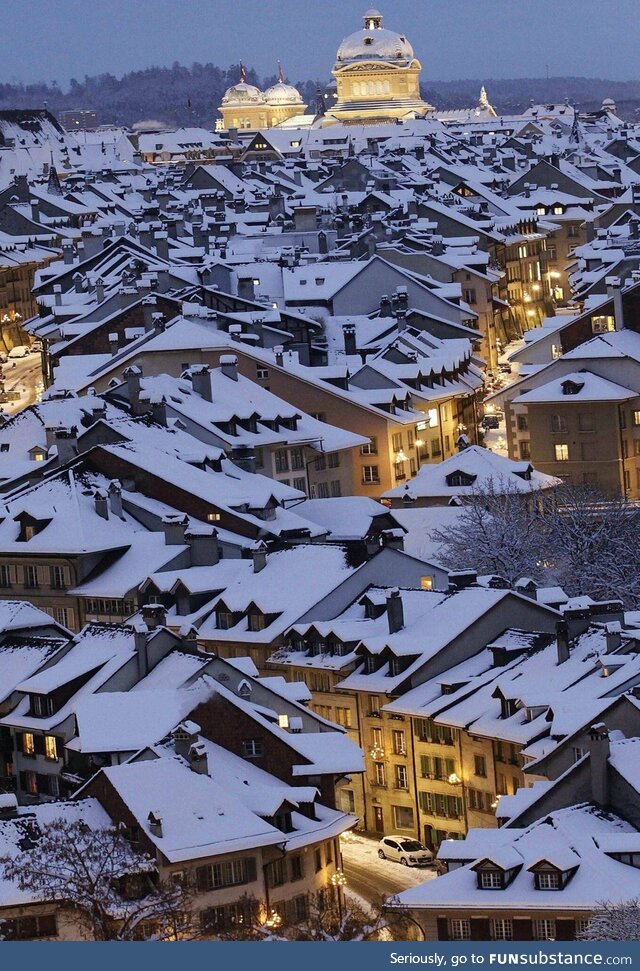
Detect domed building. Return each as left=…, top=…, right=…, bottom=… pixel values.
left=217, top=64, right=306, bottom=132
left=328, top=8, right=434, bottom=124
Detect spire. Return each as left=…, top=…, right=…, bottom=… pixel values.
left=479, top=85, right=489, bottom=109
left=239, top=61, right=247, bottom=83
left=47, top=154, right=62, bottom=196
left=277, top=60, right=284, bottom=84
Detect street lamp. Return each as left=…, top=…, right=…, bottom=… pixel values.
left=331, top=869, right=348, bottom=920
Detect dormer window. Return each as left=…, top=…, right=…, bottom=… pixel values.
left=217, top=610, right=235, bottom=630
left=364, top=654, right=377, bottom=674
left=446, top=471, right=477, bottom=488
left=537, top=871, right=561, bottom=889
left=30, top=694, right=54, bottom=718
left=562, top=380, right=583, bottom=396
left=479, top=870, right=504, bottom=889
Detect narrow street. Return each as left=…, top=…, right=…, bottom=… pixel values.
left=1, top=352, right=43, bottom=416
left=340, top=833, right=437, bottom=908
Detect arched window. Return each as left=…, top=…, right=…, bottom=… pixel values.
left=353, top=82, right=360, bottom=96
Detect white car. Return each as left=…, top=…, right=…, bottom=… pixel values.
left=8, top=345, right=30, bottom=359
left=378, top=836, right=433, bottom=866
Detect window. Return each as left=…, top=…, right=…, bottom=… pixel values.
left=290, top=447, right=304, bottom=471
left=22, top=733, right=35, bottom=756
left=467, top=788, right=495, bottom=813
left=256, top=367, right=269, bottom=380
left=392, top=805, right=414, bottom=829
left=392, top=730, right=406, bottom=755
left=533, top=919, right=556, bottom=941
left=392, top=433, right=402, bottom=453
left=24, top=565, right=39, bottom=589
left=335, top=707, right=352, bottom=728
left=340, top=788, right=356, bottom=813
left=361, top=437, right=377, bottom=455
left=592, top=315, right=615, bottom=334
left=31, top=695, right=54, bottom=717
left=0, top=565, right=11, bottom=588
left=578, top=412, right=595, bottom=432
left=196, top=858, right=255, bottom=891
left=479, top=870, right=503, bottom=889
left=368, top=695, right=380, bottom=716
left=266, top=859, right=286, bottom=887
left=374, top=762, right=386, bottom=786
left=317, top=482, right=330, bottom=499
left=3, top=915, right=57, bottom=940
left=463, top=288, right=476, bottom=304
left=551, top=415, right=568, bottom=433
left=537, top=871, right=561, bottom=889
left=492, top=919, right=513, bottom=941
left=554, top=444, right=569, bottom=462
left=520, top=441, right=531, bottom=460
left=450, top=919, right=471, bottom=940
left=23, top=771, right=38, bottom=795
left=290, top=855, right=303, bottom=881
left=247, top=613, right=267, bottom=632
left=572, top=746, right=588, bottom=762
left=330, top=480, right=342, bottom=497
left=362, top=465, right=379, bottom=484
left=217, top=610, right=235, bottom=630
left=274, top=449, right=289, bottom=473
left=474, top=754, right=487, bottom=777
left=50, top=565, right=66, bottom=590
left=328, top=452, right=340, bottom=468
left=395, top=765, right=408, bottom=790
left=44, top=736, right=57, bottom=761
left=314, top=848, right=323, bottom=872
left=241, top=740, right=263, bottom=758
left=420, top=575, right=433, bottom=591
left=517, top=414, right=528, bottom=431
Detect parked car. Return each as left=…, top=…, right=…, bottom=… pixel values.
left=8, top=345, right=30, bottom=359
left=32, top=340, right=43, bottom=352
left=377, top=836, right=433, bottom=866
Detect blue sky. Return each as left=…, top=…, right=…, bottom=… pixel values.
left=8, top=0, right=639, bottom=86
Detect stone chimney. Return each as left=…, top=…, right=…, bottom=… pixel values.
left=62, top=242, right=74, bottom=266
left=605, top=621, right=622, bottom=653
left=186, top=526, right=219, bottom=566
left=189, top=740, right=209, bottom=775
left=53, top=284, right=62, bottom=307
left=343, top=323, right=356, bottom=356
left=93, top=488, right=109, bottom=520
left=606, top=276, right=625, bottom=331
left=149, top=395, right=167, bottom=427
left=55, top=426, right=78, bottom=464
left=142, top=603, right=167, bottom=631
left=220, top=354, right=238, bottom=381
left=109, top=332, right=119, bottom=356
left=252, top=540, right=268, bottom=573
left=147, top=811, right=163, bottom=838
left=95, top=277, right=105, bottom=303
left=386, top=588, right=404, bottom=634
left=172, top=721, right=200, bottom=758
left=588, top=723, right=610, bottom=807
left=73, top=272, right=83, bottom=294
left=142, top=296, right=157, bottom=333
left=135, top=629, right=150, bottom=678
left=154, top=231, right=169, bottom=261
left=108, top=480, right=123, bottom=518
left=237, top=277, right=255, bottom=302
left=162, top=514, right=189, bottom=546
left=124, top=365, right=143, bottom=414
left=556, top=619, right=570, bottom=664
left=191, top=365, right=213, bottom=402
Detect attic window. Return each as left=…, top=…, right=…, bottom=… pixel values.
left=561, top=380, right=583, bottom=395
left=207, top=513, right=221, bottom=522
left=315, top=278, right=325, bottom=285
left=421, top=576, right=433, bottom=590
left=536, top=871, right=561, bottom=890
left=479, top=870, right=504, bottom=889
left=446, top=471, right=477, bottom=488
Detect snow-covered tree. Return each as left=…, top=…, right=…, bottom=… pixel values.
left=579, top=900, right=640, bottom=941
left=0, top=817, right=193, bottom=941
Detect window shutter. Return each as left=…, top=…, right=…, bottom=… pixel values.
left=33, top=734, right=46, bottom=756
left=19, top=771, right=29, bottom=791
left=196, top=865, right=212, bottom=892
left=37, top=565, right=49, bottom=586
left=513, top=918, right=533, bottom=940
left=11, top=565, right=19, bottom=585
left=470, top=917, right=491, bottom=941
left=436, top=917, right=449, bottom=941
left=244, top=857, right=257, bottom=883
left=555, top=919, right=575, bottom=941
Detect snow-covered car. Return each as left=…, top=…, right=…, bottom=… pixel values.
left=8, top=345, right=30, bottom=359
left=377, top=836, right=433, bottom=866
left=482, top=414, right=500, bottom=429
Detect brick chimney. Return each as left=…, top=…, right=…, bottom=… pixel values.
left=190, top=365, right=213, bottom=402
left=386, top=588, right=404, bottom=634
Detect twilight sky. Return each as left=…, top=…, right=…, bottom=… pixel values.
left=7, top=0, right=639, bottom=86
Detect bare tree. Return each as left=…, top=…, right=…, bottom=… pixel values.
left=0, top=817, right=193, bottom=941
left=579, top=900, right=640, bottom=941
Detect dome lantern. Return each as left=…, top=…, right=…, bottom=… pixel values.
left=363, top=8, right=383, bottom=29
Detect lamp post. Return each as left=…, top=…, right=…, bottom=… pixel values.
left=331, top=868, right=348, bottom=920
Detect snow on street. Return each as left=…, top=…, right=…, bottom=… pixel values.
left=1, top=352, right=43, bottom=416
left=340, top=833, right=438, bottom=906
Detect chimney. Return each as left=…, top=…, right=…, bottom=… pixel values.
left=605, top=621, right=622, bottom=653
left=252, top=540, right=268, bottom=573
left=62, top=242, right=74, bottom=266
left=93, top=488, right=109, bottom=520
left=186, top=526, right=219, bottom=566
left=142, top=296, right=157, bottom=332
left=190, top=365, right=213, bottom=402
left=109, top=332, right=119, bottom=356
left=147, top=811, right=163, bottom=839
left=274, top=345, right=284, bottom=367
left=95, top=277, right=105, bottom=303
left=556, top=619, right=570, bottom=664
left=231, top=445, right=256, bottom=474
left=220, top=354, right=238, bottom=381
left=162, top=514, right=189, bottom=546
left=142, top=603, right=167, bottom=631
left=172, top=721, right=200, bottom=758
left=343, top=323, right=356, bottom=356
left=606, top=276, right=625, bottom=331
left=588, top=723, right=610, bottom=807
left=237, top=277, right=255, bottom=302
left=108, top=479, right=123, bottom=518
left=189, top=741, right=209, bottom=775
left=53, top=284, right=62, bottom=307
left=55, top=426, right=78, bottom=464
left=135, top=629, right=150, bottom=678
left=152, top=311, right=166, bottom=333
left=381, top=528, right=404, bottom=552
left=386, top=587, right=404, bottom=634
left=73, top=272, right=83, bottom=294
left=380, top=294, right=392, bottom=316
left=154, top=231, right=169, bottom=261
left=124, top=365, right=143, bottom=414
left=149, top=395, right=167, bottom=427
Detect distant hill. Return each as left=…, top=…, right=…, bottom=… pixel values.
left=1, top=63, right=639, bottom=129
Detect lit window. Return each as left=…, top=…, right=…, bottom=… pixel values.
left=278, top=714, right=289, bottom=730
left=44, top=736, right=58, bottom=760
left=554, top=444, right=569, bottom=462
left=207, top=512, right=221, bottom=522
left=420, top=576, right=433, bottom=590
left=22, top=733, right=35, bottom=756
